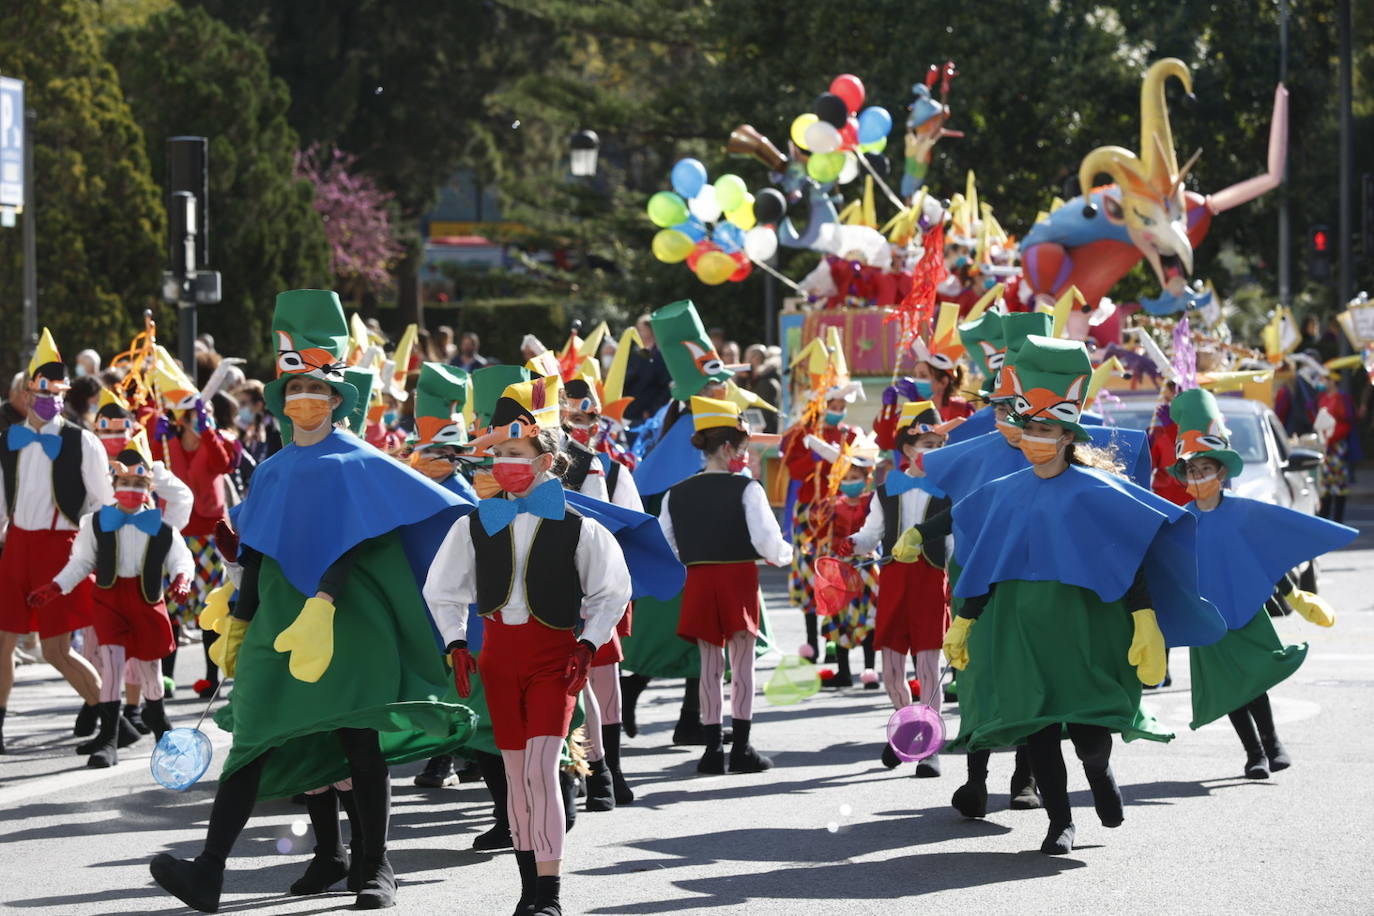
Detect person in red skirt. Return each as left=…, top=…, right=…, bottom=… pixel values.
left=32, top=431, right=193, bottom=767
left=0, top=329, right=114, bottom=754
left=850, top=401, right=960, bottom=777
left=874, top=303, right=976, bottom=452
left=425, top=375, right=632, bottom=916
left=660, top=396, right=793, bottom=775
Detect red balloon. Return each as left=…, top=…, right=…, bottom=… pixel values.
left=686, top=239, right=718, bottom=271
left=729, top=253, right=752, bottom=282
left=840, top=119, right=859, bottom=150
left=830, top=74, right=865, bottom=114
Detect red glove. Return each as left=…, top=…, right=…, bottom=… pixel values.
left=214, top=519, right=239, bottom=564
left=564, top=640, right=595, bottom=696
left=833, top=537, right=855, bottom=557
left=27, top=582, right=61, bottom=607
left=168, top=574, right=191, bottom=603
left=449, top=647, right=477, bottom=699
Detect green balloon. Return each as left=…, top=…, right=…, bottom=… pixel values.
left=714, top=174, right=747, bottom=213
left=647, top=191, right=689, bottom=228
left=807, top=152, right=845, bottom=184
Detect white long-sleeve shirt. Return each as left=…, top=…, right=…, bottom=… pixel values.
left=1, top=418, right=114, bottom=539
left=151, top=461, right=193, bottom=532
left=53, top=509, right=195, bottom=594
left=606, top=459, right=644, bottom=512
left=658, top=475, right=793, bottom=567
left=850, top=486, right=952, bottom=560
left=423, top=504, right=632, bottom=650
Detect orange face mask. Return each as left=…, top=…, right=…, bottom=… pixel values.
left=472, top=470, right=503, bottom=499
left=409, top=450, right=453, bottom=481
left=283, top=392, right=333, bottom=431
left=996, top=419, right=1022, bottom=446
left=1018, top=433, right=1062, bottom=466
left=1185, top=473, right=1222, bottom=503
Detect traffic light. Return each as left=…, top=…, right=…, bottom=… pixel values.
left=1309, top=224, right=1331, bottom=282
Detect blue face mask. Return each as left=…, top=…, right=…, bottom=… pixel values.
left=237, top=405, right=255, bottom=427
left=913, top=378, right=934, bottom=398
left=839, top=480, right=866, bottom=497
left=382, top=410, right=398, bottom=427
left=824, top=410, right=846, bottom=426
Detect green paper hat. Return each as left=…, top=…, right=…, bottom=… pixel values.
left=1167, top=387, right=1243, bottom=480
left=958, top=311, right=1005, bottom=389
left=263, top=289, right=359, bottom=428
left=341, top=366, right=377, bottom=438
left=651, top=299, right=731, bottom=401
left=471, top=365, right=531, bottom=429
left=986, top=312, right=1054, bottom=401
left=411, top=362, right=471, bottom=450
left=1005, top=335, right=1093, bottom=441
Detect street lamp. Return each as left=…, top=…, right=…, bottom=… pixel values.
left=569, top=129, right=600, bottom=177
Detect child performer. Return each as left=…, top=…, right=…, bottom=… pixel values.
left=32, top=431, right=193, bottom=767
left=1169, top=388, right=1356, bottom=777
left=660, top=397, right=793, bottom=775
left=425, top=375, right=632, bottom=916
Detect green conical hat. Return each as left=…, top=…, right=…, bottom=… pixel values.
left=987, top=312, right=1054, bottom=401
left=263, top=289, right=359, bottom=427
left=341, top=366, right=377, bottom=438
left=1167, top=387, right=1243, bottom=480
left=1005, top=335, right=1092, bottom=441
left=958, top=311, right=1005, bottom=388
left=651, top=299, right=731, bottom=401
left=411, top=362, right=470, bottom=450
left=471, top=365, right=531, bottom=429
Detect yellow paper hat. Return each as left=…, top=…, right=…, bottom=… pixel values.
left=790, top=326, right=853, bottom=396
left=603, top=326, right=642, bottom=405
left=27, top=327, right=69, bottom=392
left=526, top=350, right=561, bottom=378
left=96, top=387, right=130, bottom=414
left=386, top=324, right=417, bottom=401
left=111, top=429, right=155, bottom=478
left=896, top=399, right=964, bottom=436
left=151, top=345, right=200, bottom=411
left=725, top=378, right=778, bottom=414
left=563, top=370, right=602, bottom=414
left=489, top=375, right=561, bottom=437
left=690, top=395, right=745, bottom=433
left=912, top=302, right=964, bottom=371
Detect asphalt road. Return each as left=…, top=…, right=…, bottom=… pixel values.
left=3, top=499, right=1373, bottom=915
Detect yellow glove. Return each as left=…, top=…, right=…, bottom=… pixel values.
left=1288, top=589, right=1335, bottom=628
left=272, top=596, right=337, bottom=683
left=198, top=582, right=236, bottom=635
left=1128, top=608, right=1167, bottom=686
left=892, top=526, right=925, bottom=564
left=209, top=617, right=249, bottom=679
left=943, top=616, right=974, bottom=670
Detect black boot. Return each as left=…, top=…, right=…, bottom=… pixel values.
left=804, top=612, right=820, bottom=661
left=142, top=698, right=171, bottom=740
left=559, top=769, right=577, bottom=833
left=456, top=756, right=484, bottom=783
left=86, top=701, right=122, bottom=768
left=342, top=731, right=396, bottom=909
left=473, top=751, right=513, bottom=850
left=77, top=705, right=140, bottom=755
left=584, top=758, right=615, bottom=812
left=1026, top=725, right=1075, bottom=855
left=512, top=849, right=537, bottom=916
left=828, top=647, right=853, bottom=688
left=1009, top=744, right=1043, bottom=809
left=290, top=790, right=349, bottom=895
left=0, top=706, right=6, bottom=754
left=915, top=753, right=941, bottom=778
left=1249, top=694, right=1291, bottom=771
left=951, top=750, right=989, bottom=818
left=532, top=874, right=562, bottom=916
left=881, top=742, right=901, bottom=769
left=697, top=723, right=726, bottom=774
left=1229, top=708, right=1270, bottom=779
left=414, top=754, right=457, bottom=788
left=150, top=854, right=224, bottom=913
left=602, top=724, right=634, bottom=805
left=1069, top=724, right=1122, bottom=828
left=74, top=703, right=97, bottom=737
left=619, top=673, right=649, bottom=739
left=673, top=679, right=707, bottom=745
left=727, top=719, right=772, bottom=773
left=337, top=788, right=364, bottom=893
left=124, top=702, right=150, bottom=735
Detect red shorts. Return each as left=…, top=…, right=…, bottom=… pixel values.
left=592, top=603, right=632, bottom=667
left=479, top=612, right=578, bottom=751
left=91, top=577, right=174, bottom=661
left=873, top=557, right=949, bottom=654
left=677, top=562, right=760, bottom=647
left=0, top=527, right=92, bottom=638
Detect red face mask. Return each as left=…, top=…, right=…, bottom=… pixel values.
left=492, top=456, right=539, bottom=494
left=567, top=424, right=592, bottom=446
left=114, top=488, right=148, bottom=511
left=726, top=450, right=748, bottom=473
left=100, top=435, right=128, bottom=458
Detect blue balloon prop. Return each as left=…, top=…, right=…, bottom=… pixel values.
left=713, top=220, right=745, bottom=253
left=858, top=106, right=893, bottom=144
left=151, top=727, right=214, bottom=791
left=673, top=218, right=707, bottom=243
left=670, top=158, right=708, bottom=199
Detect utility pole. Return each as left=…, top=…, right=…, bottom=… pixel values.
left=161, top=137, right=220, bottom=369
left=1277, top=0, right=1290, bottom=307
left=21, top=107, right=36, bottom=360
left=1337, top=0, right=1354, bottom=304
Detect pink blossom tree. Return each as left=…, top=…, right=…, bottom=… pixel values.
left=295, top=144, right=404, bottom=297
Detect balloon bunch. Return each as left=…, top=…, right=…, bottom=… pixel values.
left=788, top=74, right=893, bottom=185
left=646, top=157, right=788, bottom=284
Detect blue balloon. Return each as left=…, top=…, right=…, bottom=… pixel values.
left=857, top=106, right=894, bottom=145
left=713, top=221, right=744, bottom=253
left=673, top=218, right=707, bottom=243
left=670, top=158, right=708, bottom=199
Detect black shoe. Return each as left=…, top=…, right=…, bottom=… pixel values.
left=473, top=820, right=513, bottom=850
left=620, top=674, right=649, bottom=739
left=124, top=703, right=150, bottom=735
left=414, top=755, right=457, bottom=788
left=77, top=708, right=141, bottom=755
left=150, top=854, right=223, bottom=913
left=289, top=853, right=348, bottom=895
left=727, top=719, right=772, bottom=773
left=142, top=699, right=171, bottom=740
left=196, top=680, right=219, bottom=700
left=697, top=746, right=726, bottom=775
left=1244, top=749, right=1270, bottom=779
left=1010, top=747, right=1042, bottom=810
left=353, top=854, right=396, bottom=909
left=824, top=672, right=853, bottom=689
left=513, top=849, right=537, bottom=915
left=560, top=771, right=577, bottom=833
left=1040, top=822, right=1076, bottom=855
left=672, top=715, right=708, bottom=746
left=881, top=743, right=901, bottom=769
left=85, top=702, right=121, bottom=768
left=1261, top=735, right=1292, bottom=772
left=456, top=757, right=484, bottom=783
left=74, top=703, right=97, bottom=737
left=602, top=724, right=634, bottom=805
left=585, top=758, right=615, bottom=812
left=951, top=780, right=988, bottom=818
left=915, top=754, right=941, bottom=778
left=532, top=874, right=562, bottom=916
left=1087, top=768, right=1124, bottom=828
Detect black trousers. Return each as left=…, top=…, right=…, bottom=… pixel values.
left=1024, top=723, right=1112, bottom=827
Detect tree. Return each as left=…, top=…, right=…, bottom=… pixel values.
left=105, top=4, right=331, bottom=371
left=0, top=0, right=165, bottom=374
left=295, top=144, right=404, bottom=303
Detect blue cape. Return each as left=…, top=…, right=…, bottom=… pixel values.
left=565, top=490, right=685, bottom=600
left=1188, top=495, right=1357, bottom=629
left=923, top=427, right=1150, bottom=502
left=633, top=412, right=703, bottom=496
left=232, top=430, right=468, bottom=597
left=952, top=465, right=1225, bottom=648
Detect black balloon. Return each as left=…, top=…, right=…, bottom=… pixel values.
left=814, top=92, right=848, bottom=129
left=863, top=153, right=890, bottom=179
left=753, top=188, right=787, bottom=225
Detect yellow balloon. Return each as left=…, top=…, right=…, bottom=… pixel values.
left=790, top=113, right=819, bottom=151
left=651, top=229, right=694, bottom=264
left=725, top=194, right=756, bottom=231
left=695, top=251, right=737, bottom=285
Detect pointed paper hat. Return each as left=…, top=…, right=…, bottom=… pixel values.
left=526, top=350, right=562, bottom=378
left=1167, top=387, right=1242, bottom=480
left=563, top=373, right=602, bottom=415
left=385, top=324, right=417, bottom=401
left=27, top=327, right=69, bottom=393
left=600, top=326, right=641, bottom=422
left=489, top=375, right=561, bottom=438
left=151, top=345, right=200, bottom=411
left=471, top=365, right=532, bottom=429
left=842, top=428, right=882, bottom=467
left=96, top=387, right=130, bottom=417
left=725, top=378, right=778, bottom=414
left=958, top=311, right=1006, bottom=382
left=911, top=302, right=964, bottom=372
left=412, top=362, right=471, bottom=450
left=263, top=289, right=359, bottom=426
left=1003, top=336, right=1092, bottom=441
left=651, top=300, right=731, bottom=400
left=341, top=366, right=377, bottom=437
left=791, top=327, right=861, bottom=401
left=988, top=311, right=1053, bottom=401
left=111, top=429, right=155, bottom=479
left=690, top=395, right=745, bottom=434
left=895, top=399, right=964, bottom=437
left=94, top=387, right=134, bottom=441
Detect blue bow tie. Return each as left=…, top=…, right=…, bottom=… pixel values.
left=99, top=505, right=162, bottom=536
left=9, top=425, right=62, bottom=460
left=477, top=479, right=567, bottom=535
left=885, top=471, right=945, bottom=499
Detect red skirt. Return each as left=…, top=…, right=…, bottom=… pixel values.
left=873, top=557, right=949, bottom=654
left=479, top=612, right=578, bottom=751
left=91, top=577, right=174, bottom=661
left=592, top=603, right=633, bottom=667
left=0, top=527, right=92, bottom=638
left=677, top=562, right=760, bottom=647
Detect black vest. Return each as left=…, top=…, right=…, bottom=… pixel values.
left=471, top=512, right=584, bottom=630
left=667, top=473, right=761, bottom=565
left=95, top=520, right=175, bottom=604
left=563, top=440, right=597, bottom=492
left=0, top=424, right=88, bottom=525
left=877, top=487, right=951, bottom=567
left=605, top=460, right=620, bottom=502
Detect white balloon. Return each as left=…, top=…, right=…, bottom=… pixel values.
left=688, top=184, right=722, bottom=223
left=838, top=151, right=860, bottom=184
left=803, top=121, right=842, bottom=155
left=744, top=226, right=778, bottom=261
